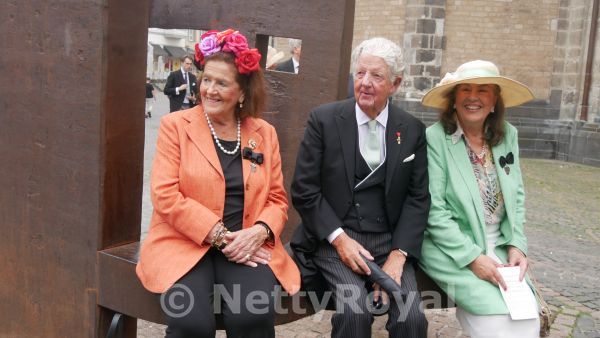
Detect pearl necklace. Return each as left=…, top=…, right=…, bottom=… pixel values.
left=204, top=112, right=241, bottom=155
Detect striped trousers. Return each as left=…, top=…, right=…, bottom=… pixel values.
left=312, top=229, right=428, bottom=338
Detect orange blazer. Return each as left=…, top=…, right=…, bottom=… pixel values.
left=136, top=106, right=301, bottom=295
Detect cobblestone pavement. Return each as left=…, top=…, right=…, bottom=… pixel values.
left=138, top=92, right=600, bottom=337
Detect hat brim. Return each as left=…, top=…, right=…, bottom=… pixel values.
left=421, top=76, right=535, bottom=109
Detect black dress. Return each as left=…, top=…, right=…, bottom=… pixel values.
left=214, top=139, right=244, bottom=231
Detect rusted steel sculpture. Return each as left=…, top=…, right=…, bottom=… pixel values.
left=1, top=0, right=355, bottom=336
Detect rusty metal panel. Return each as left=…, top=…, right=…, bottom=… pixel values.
left=1, top=0, right=354, bottom=336
left=149, top=0, right=356, bottom=241
left=101, top=0, right=149, bottom=249
left=98, top=243, right=324, bottom=326
left=98, top=243, right=167, bottom=325
left=0, top=0, right=149, bottom=337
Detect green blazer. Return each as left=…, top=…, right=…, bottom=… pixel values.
left=419, top=121, right=528, bottom=315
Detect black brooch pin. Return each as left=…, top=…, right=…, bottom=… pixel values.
left=243, top=147, right=263, bottom=172
left=499, top=152, right=514, bottom=175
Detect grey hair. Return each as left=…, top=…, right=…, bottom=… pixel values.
left=350, top=37, right=405, bottom=79
left=288, top=38, right=302, bottom=52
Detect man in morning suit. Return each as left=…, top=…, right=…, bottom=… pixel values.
left=275, top=38, right=301, bottom=74
left=291, top=37, right=430, bottom=338
left=164, top=55, right=198, bottom=112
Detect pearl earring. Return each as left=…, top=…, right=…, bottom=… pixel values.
left=491, top=107, right=495, bottom=113
left=239, top=101, right=243, bottom=109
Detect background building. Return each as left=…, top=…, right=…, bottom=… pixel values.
left=146, top=28, right=198, bottom=80
left=352, top=0, right=599, bottom=123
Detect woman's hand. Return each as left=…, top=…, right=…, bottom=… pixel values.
left=469, top=254, right=507, bottom=290
left=507, top=246, right=528, bottom=281
left=203, top=221, right=224, bottom=245
left=221, top=224, right=270, bottom=267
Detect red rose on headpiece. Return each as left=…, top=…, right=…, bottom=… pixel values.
left=235, top=49, right=261, bottom=75
left=222, top=32, right=249, bottom=55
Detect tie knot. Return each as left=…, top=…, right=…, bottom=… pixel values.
left=368, top=119, right=378, bottom=131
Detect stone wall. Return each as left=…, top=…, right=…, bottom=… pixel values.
left=589, top=1, right=600, bottom=122
left=512, top=119, right=600, bottom=166
left=351, top=0, right=600, bottom=166
left=351, top=0, right=599, bottom=124
left=551, top=0, right=590, bottom=120
left=353, top=0, right=405, bottom=51
left=443, top=0, right=558, bottom=101
left=395, top=99, right=600, bottom=167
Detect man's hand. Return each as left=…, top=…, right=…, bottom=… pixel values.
left=178, top=84, right=188, bottom=91
left=331, top=232, right=373, bottom=275
left=373, top=250, right=406, bottom=304
left=469, top=254, right=507, bottom=290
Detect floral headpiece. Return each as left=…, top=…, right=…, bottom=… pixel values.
left=194, top=29, right=262, bottom=75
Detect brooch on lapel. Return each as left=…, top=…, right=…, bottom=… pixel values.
left=396, top=131, right=402, bottom=145
left=499, top=152, right=514, bottom=175
left=243, top=147, right=263, bottom=172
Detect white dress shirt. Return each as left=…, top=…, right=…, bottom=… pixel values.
left=175, top=68, right=190, bottom=104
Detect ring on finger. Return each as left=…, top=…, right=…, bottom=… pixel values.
left=245, top=253, right=251, bottom=261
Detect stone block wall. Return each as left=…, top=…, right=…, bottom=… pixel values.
left=442, top=0, right=558, bottom=101
left=396, top=99, right=600, bottom=167
left=351, top=0, right=600, bottom=166
left=588, top=2, right=600, bottom=123
left=351, top=0, right=600, bottom=120
left=512, top=119, right=600, bottom=166
left=551, top=0, right=591, bottom=120
left=400, top=0, right=446, bottom=99
left=353, top=0, right=405, bottom=51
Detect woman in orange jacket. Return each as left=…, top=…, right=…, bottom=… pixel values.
left=136, top=29, right=300, bottom=338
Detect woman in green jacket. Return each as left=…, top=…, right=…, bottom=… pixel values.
left=419, top=60, right=539, bottom=337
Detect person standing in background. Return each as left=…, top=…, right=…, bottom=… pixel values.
left=275, top=39, right=301, bottom=74
left=145, top=77, right=155, bottom=118
left=164, top=55, right=198, bottom=112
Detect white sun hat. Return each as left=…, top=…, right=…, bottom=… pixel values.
left=421, top=60, right=534, bottom=109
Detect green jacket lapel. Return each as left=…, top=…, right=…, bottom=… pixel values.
left=492, top=138, right=516, bottom=245
left=446, top=135, right=487, bottom=242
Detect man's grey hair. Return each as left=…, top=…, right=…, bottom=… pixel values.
left=288, top=38, right=302, bottom=52
left=351, top=37, right=405, bottom=79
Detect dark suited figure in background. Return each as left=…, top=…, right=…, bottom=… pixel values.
left=164, top=55, right=198, bottom=112
left=275, top=39, right=301, bottom=74
left=291, top=37, right=430, bottom=338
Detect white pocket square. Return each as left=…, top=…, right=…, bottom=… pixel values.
left=402, top=154, right=415, bottom=163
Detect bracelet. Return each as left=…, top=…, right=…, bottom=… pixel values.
left=210, top=221, right=230, bottom=250
left=257, top=222, right=273, bottom=242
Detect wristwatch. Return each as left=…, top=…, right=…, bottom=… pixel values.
left=257, top=222, right=274, bottom=242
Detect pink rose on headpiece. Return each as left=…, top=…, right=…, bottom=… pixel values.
left=194, top=42, right=204, bottom=65
left=235, top=49, right=262, bottom=75
left=201, top=30, right=218, bottom=40
left=222, top=32, right=249, bottom=55
left=200, top=34, right=221, bottom=57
